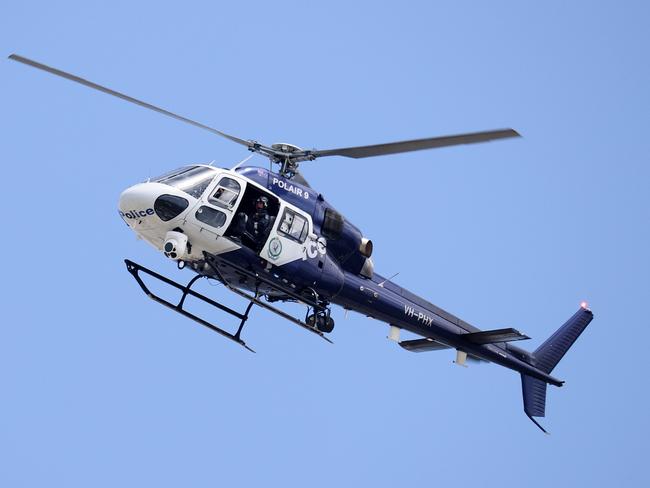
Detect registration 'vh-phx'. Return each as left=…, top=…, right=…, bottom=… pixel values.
left=9, top=54, right=594, bottom=433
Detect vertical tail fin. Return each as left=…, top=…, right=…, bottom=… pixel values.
left=534, top=306, right=594, bottom=374
left=522, top=305, right=594, bottom=432
left=521, top=374, right=549, bottom=433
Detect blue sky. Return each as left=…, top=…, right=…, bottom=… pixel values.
left=1, top=1, right=649, bottom=486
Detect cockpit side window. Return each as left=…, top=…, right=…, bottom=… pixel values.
left=278, top=208, right=309, bottom=243
left=209, top=177, right=241, bottom=209
left=154, top=165, right=216, bottom=199
left=195, top=205, right=227, bottom=228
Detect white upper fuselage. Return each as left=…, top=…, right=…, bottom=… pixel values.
left=118, top=164, right=322, bottom=267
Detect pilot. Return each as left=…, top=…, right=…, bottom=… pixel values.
left=246, top=196, right=272, bottom=246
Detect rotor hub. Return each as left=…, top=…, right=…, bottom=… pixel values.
left=269, top=142, right=313, bottom=178
left=271, top=142, right=304, bottom=154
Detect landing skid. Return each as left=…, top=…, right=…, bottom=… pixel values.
left=124, top=259, right=332, bottom=352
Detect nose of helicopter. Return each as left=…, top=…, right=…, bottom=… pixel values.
left=118, top=183, right=159, bottom=229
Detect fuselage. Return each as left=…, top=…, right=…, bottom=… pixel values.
left=118, top=163, right=562, bottom=386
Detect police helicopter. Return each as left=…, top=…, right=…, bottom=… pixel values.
left=10, top=54, right=593, bottom=433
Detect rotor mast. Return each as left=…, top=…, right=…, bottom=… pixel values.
left=266, top=143, right=314, bottom=179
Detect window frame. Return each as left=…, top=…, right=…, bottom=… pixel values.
left=154, top=165, right=217, bottom=199
left=153, top=194, right=190, bottom=222
left=277, top=208, right=309, bottom=244
left=208, top=176, right=242, bottom=210
left=195, top=205, right=227, bottom=229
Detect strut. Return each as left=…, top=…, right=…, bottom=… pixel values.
left=202, top=253, right=333, bottom=343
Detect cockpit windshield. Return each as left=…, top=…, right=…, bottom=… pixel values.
left=153, top=165, right=216, bottom=199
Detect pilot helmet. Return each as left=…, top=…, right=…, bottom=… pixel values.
left=255, top=196, right=269, bottom=211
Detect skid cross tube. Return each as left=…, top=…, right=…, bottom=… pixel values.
left=124, top=259, right=255, bottom=352
left=203, top=253, right=333, bottom=344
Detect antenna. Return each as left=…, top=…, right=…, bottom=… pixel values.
left=378, top=272, right=400, bottom=288
left=230, top=153, right=254, bottom=171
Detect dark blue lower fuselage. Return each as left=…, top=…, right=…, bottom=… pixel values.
left=209, top=245, right=563, bottom=387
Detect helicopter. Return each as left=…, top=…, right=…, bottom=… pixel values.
left=9, top=54, right=593, bottom=433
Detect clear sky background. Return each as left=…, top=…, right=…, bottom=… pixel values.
left=1, top=1, right=649, bottom=486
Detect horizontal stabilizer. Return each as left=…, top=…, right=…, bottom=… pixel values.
left=399, top=338, right=450, bottom=353
left=463, top=328, right=530, bottom=345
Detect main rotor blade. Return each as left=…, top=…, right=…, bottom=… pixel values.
left=8, top=54, right=254, bottom=148
left=306, top=128, right=521, bottom=159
